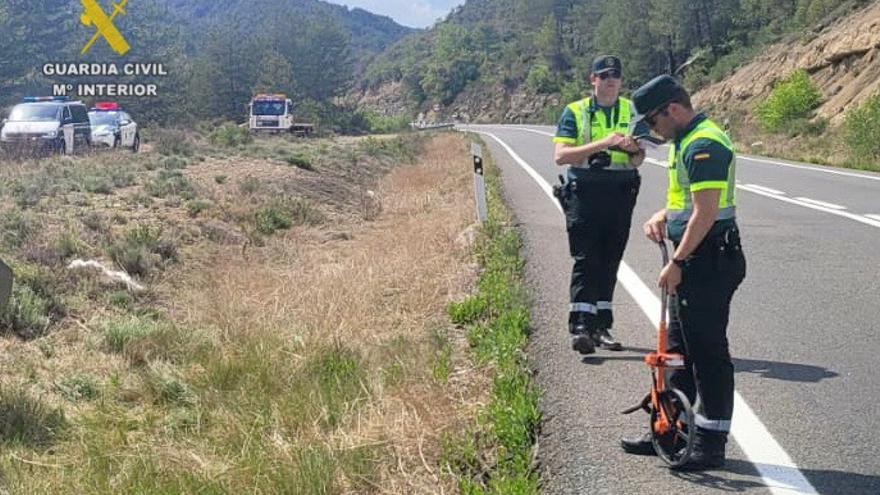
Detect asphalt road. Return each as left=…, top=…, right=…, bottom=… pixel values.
left=458, top=124, right=880, bottom=495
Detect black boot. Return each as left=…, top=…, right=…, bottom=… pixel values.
left=592, top=328, right=623, bottom=351
left=569, top=321, right=595, bottom=355
left=620, top=431, right=655, bottom=456
left=676, top=428, right=726, bottom=470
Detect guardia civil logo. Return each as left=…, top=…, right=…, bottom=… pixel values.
left=79, top=0, right=131, bottom=56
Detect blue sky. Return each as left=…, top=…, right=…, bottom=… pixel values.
left=328, top=0, right=462, bottom=28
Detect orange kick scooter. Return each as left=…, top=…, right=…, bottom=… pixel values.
left=622, top=241, right=696, bottom=467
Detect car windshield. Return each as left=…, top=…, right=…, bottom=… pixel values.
left=252, top=100, right=285, bottom=116
left=8, top=104, right=60, bottom=122
left=89, top=112, right=117, bottom=126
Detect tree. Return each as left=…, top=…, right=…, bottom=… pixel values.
left=253, top=50, right=297, bottom=97
left=189, top=22, right=264, bottom=122
left=420, top=23, right=481, bottom=105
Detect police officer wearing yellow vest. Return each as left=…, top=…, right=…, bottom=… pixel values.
left=553, top=55, right=645, bottom=355
left=620, top=75, right=746, bottom=469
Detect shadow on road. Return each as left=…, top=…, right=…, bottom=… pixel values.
left=671, top=458, right=880, bottom=494
left=582, top=347, right=838, bottom=383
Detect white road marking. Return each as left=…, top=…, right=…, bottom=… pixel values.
left=481, top=125, right=554, bottom=138
left=739, top=155, right=880, bottom=182
left=738, top=185, right=880, bottom=229
left=645, top=157, right=668, bottom=168
left=466, top=128, right=819, bottom=495
left=745, top=184, right=786, bottom=195
left=792, top=197, right=846, bottom=210
left=466, top=124, right=880, bottom=230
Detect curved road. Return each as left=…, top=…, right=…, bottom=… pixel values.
left=459, top=124, right=880, bottom=495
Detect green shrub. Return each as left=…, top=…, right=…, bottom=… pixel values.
left=161, top=155, right=189, bottom=170
left=107, top=290, right=134, bottom=309
left=364, top=111, right=411, bottom=134
left=787, top=117, right=828, bottom=138
left=300, top=347, right=368, bottom=427
left=143, top=170, right=196, bottom=199
left=431, top=329, right=453, bottom=384
left=756, top=70, right=822, bottom=133
left=238, top=176, right=261, bottom=195
left=0, top=285, right=53, bottom=339
left=358, top=136, right=415, bottom=161
left=55, top=227, right=88, bottom=259
left=214, top=174, right=228, bottom=184
left=209, top=123, right=253, bottom=148
left=254, top=205, right=293, bottom=235
left=844, top=93, right=880, bottom=163
left=82, top=175, right=114, bottom=194
left=110, top=168, right=136, bottom=188
left=103, top=316, right=161, bottom=354
left=152, top=129, right=194, bottom=157
left=254, top=199, right=323, bottom=235
left=103, top=315, right=211, bottom=365
left=285, top=153, right=314, bottom=170
left=0, top=388, right=67, bottom=447
left=448, top=294, right=489, bottom=325
left=185, top=199, right=214, bottom=217
left=107, top=225, right=178, bottom=277
left=144, top=361, right=197, bottom=407
left=57, top=374, right=101, bottom=401
left=1, top=210, right=38, bottom=248
left=525, top=64, right=558, bottom=94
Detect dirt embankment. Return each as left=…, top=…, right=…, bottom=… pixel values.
left=694, top=1, right=880, bottom=127
left=0, top=132, right=488, bottom=493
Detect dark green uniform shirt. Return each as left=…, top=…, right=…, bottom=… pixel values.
left=668, top=114, right=738, bottom=242
left=555, top=103, right=617, bottom=180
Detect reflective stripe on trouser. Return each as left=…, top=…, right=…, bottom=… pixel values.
left=668, top=232, right=746, bottom=433
left=570, top=303, right=597, bottom=314
left=566, top=175, right=640, bottom=331
left=695, top=414, right=731, bottom=432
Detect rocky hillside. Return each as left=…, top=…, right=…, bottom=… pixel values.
left=694, top=1, right=880, bottom=127
left=357, top=0, right=873, bottom=124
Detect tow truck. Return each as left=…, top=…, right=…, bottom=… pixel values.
left=248, top=94, right=314, bottom=136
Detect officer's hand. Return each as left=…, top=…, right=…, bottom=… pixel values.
left=604, top=133, right=626, bottom=149
left=658, top=262, right=682, bottom=294
left=618, top=136, right=640, bottom=154
left=643, top=211, right=666, bottom=242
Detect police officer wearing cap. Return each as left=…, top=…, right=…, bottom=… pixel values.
left=553, top=55, right=645, bottom=355
left=620, top=75, right=747, bottom=469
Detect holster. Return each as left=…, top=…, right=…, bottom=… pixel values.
left=552, top=174, right=571, bottom=211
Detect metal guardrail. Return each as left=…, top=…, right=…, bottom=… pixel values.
left=410, top=122, right=456, bottom=130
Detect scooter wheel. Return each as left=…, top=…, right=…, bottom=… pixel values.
left=650, top=388, right=695, bottom=467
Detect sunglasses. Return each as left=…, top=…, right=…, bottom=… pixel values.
left=597, top=69, right=622, bottom=80
left=643, top=103, right=671, bottom=127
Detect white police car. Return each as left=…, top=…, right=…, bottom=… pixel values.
left=88, top=102, right=139, bottom=152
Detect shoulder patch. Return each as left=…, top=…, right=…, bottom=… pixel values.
left=693, top=153, right=711, bottom=161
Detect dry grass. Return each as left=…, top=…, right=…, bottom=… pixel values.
left=0, top=131, right=489, bottom=493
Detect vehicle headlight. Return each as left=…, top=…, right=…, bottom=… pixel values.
left=43, top=130, right=57, bottom=138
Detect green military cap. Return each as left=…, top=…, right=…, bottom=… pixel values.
left=591, top=55, right=622, bottom=74
left=633, top=74, right=685, bottom=115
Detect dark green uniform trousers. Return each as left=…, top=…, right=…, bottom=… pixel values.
left=668, top=227, right=746, bottom=433
left=564, top=170, right=640, bottom=332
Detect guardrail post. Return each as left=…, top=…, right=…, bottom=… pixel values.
left=471, top=143, right=488, bottom=222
